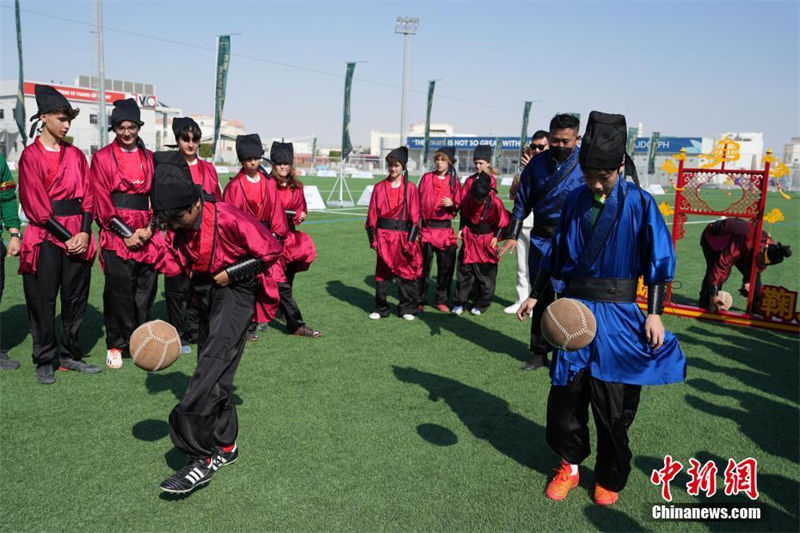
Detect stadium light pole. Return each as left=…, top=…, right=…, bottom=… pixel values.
left=95, top=0, right=107, bottom=147
left=395, top=16, right=419, bottom=147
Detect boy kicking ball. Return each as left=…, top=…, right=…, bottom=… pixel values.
left=151, top=152, right=282, bottom=494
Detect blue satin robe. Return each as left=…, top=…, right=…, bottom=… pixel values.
left=544, top=178, right=687, bottom=387
left=512, top=148, right=584, bottom=278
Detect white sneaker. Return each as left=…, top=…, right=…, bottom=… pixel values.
left=504, top=302, right=521, bottom=314
left=470, top=308, right=482, bottom=316
left=402, top=314, right=416, bottom=321
left=452, top=306, right=464, bottom=316
left=106, top=348, right=123, bottom=369
left=368, top=312, right=382, bottom=320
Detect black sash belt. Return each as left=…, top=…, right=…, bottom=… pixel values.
left=467, top=222, right=494, bottom=235
left=532, top=223, right=556, bottom=238
left=565, top=277, right=637, bottom=303
left=111, top=192, right=149, bottom=211
left=422, top=219, right=452, bottom=229
left=377, top=217, right=410, bottom=232
left=51, top=198, right=82, bottom=216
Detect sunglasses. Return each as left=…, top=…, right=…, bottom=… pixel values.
left=530, top=144, right=547, bottom=151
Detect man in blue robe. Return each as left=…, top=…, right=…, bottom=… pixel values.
left=518, top=111, right=686, bottom=506
left=501, top=114, right=584, bottom=371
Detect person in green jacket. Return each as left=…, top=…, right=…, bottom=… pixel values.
left=0, top=152, right=22, bottom=369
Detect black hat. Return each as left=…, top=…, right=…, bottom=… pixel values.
left=270, top=141, right=294, bottom=165
left=31, top=85, right=76, bottom=120
left=579, top=111, right=627, bottom=171
left=386, top=146, right=409, bottom=169
left=109, top=98, right=143, bottom=131
left=151, top=151, right=199, bottom=212
left=766, top=242, right=792, bottom=265
left=435, top=146, right=457, bottom=164
left=172, top=117, right=201, bottom=139
left=471, top=171, right=492, bottom=200
left=473, top=144, right=492, bottom=162
left=236, top=134, right=264, bottom=161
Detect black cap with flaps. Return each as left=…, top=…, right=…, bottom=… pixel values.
left=270, top=141, right=294, bottom=165
left=236, top=134, right=264, bottom=162
left=109, top=98, right=144, bottom=131
left=386, top=146, right=409, bottom=169
left=435, top=146, right=457, bottom=164
left=473, top=144, right=492, bottom=162
left=579, top=111, right=628, bottom=171
left=31, top=85, right=76, bottom=120
left=151, top=151, right=198, bottom=212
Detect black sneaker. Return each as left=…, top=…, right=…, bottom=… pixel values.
left=160, top=458, right=214, bottom=494
left=212, top=444, right=239, bottom=470
left=59, top=358, right=103, bottom=374
left=35, top=365, right=55, bottom=385
left=0, top=350, right=20, bottom=370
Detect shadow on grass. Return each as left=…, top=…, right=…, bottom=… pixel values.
left=132, top=418, right=170, bottom=441
left=678, top=324, right=798, bottom=466
left=584, top=505, right=649, bottom=532
left=1, top=304, right=29, bottom=351
left=685, top=378, right=798, bottom=464
left=145, top=370, right=243, bottom=405
left=327, top=278, right=529, bottom=362
left=0, top=303, right=106, bottom=359
left=393, top=366, right=551, bottom=474
left=326, top=280, right=374, bottom=314
left=416, top=423, right=458, bottom=446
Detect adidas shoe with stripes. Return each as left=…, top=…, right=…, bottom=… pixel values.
left=160, top=458, right=215, bottom=494
left=212, top=443, right=239, bottom=469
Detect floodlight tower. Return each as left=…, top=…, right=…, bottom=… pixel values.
left=95, top=0, right=108, bottom=146
left=395, top=16, right=419, bottom=147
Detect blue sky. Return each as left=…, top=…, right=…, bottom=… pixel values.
left=1, top=1, right=798, bottom=151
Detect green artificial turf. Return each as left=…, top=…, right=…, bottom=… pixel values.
left=0, top=175, right=797, bottom=532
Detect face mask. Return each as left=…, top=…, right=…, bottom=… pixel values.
left=550, top=146, right=573, bottom=163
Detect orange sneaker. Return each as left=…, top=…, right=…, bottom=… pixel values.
left=545, top=462, right=579, bottom=501
left=594, top=483, right=619, bottom=506
left=434, top=303, right=450, bottom=313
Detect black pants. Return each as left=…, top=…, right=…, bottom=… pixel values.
left=530, top=278, right=556, bottom=356
left=22, top=241, right=91, bottom=366
left=0, top=241, right=5, bottom=304
left=546, top=369, right=642, bottom=492
left=699, top=239, right=762, bottom=310
left=454, top=254, right=497, bottom=312
left=164, top=274, right=200, bottom=344
left=278, top=270, right=305, bottom=332
left=375, top=277, right=419, bottom=317
left=102, top=250, right=157, bottom=351
left=419, top=243, right=456, bottom=306
left=169, top=277, right=256, bottom=459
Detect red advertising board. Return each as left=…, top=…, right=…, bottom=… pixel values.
left=23, top=81, right=156, bottom=108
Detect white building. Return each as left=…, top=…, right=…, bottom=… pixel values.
left=718, top=132, right=764, bottom=170
left=782, top=137, right=800, bottom=165
left=0, top=76, right=181, bottom=161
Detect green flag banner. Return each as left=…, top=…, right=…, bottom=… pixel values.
left=422, top=80, right=436, bottom=167
left=648, top=131, right=660, bottom=175
left=212, top=35, right=231, bottom=160
left=341, top=62, right=356, bottom=162
left=14, top=0, right=26, bottom=146
left=519, top=101, right=532, bottom=163
left=493, top=137, right=503, bottom=169
left=626, top=126, right=638, bottom=157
